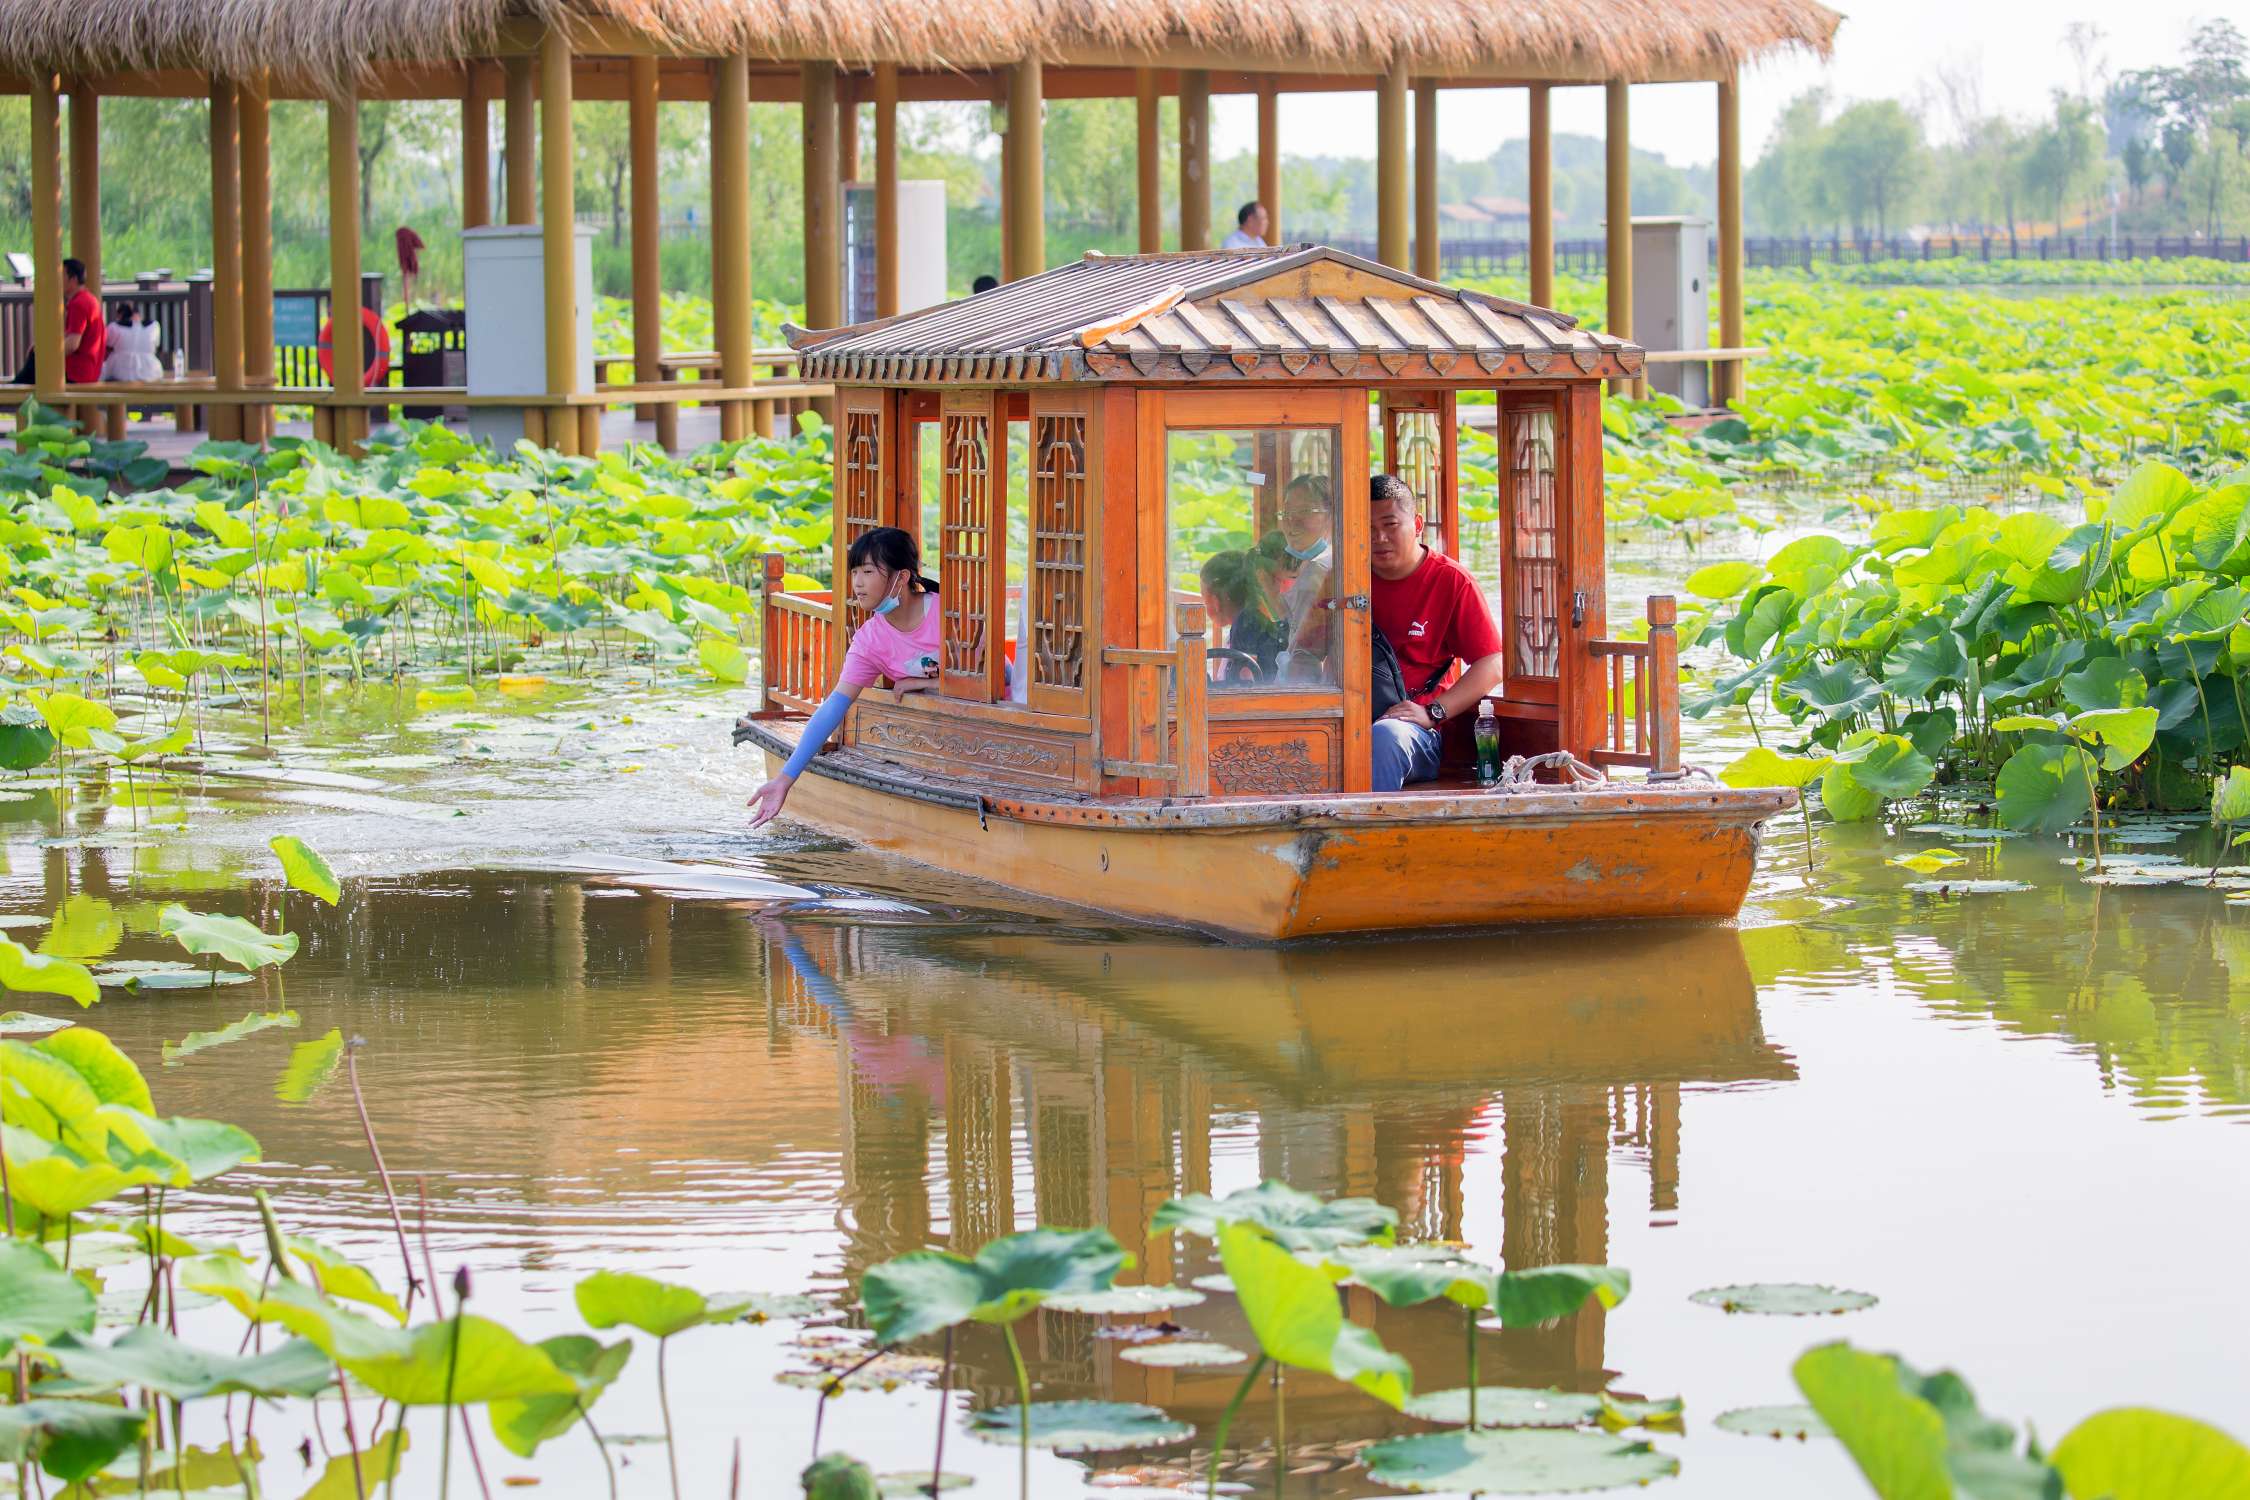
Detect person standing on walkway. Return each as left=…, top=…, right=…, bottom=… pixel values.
left=1223, top=202, right=1270, bottom=249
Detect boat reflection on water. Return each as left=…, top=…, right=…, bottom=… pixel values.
left=765, top=920, right=1794, bottom=1484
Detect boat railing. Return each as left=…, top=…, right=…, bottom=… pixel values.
left=1101, top=602, right=1210, bottom=798
left=759, top=554, right=836, bottom=716
left=1586, top=595, right=1682, bottom=777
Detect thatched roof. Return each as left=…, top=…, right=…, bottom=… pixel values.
left=0, top=0, right=1837, bottom=95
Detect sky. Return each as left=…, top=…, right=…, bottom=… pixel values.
left=1206, top=2, right=2230, bottom=169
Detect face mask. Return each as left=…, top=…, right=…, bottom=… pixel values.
left=1284, top=537, right=1331, bottom=564
left=872, top=594, right=902, bottom=618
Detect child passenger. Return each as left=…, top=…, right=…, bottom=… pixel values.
left=745, top=526, right=939, bottom=827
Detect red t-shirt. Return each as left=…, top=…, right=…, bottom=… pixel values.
left=63, top=289, right=104, bottom=384
left=1372, top=547, right=1503, bottom=701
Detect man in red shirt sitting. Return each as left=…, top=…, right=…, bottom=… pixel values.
left=1369, top=473, right=1505, bottom=791
left=60, top=258, right=105, bottom=387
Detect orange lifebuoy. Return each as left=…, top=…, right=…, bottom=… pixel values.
left=317, top=307, right=392, bottom=384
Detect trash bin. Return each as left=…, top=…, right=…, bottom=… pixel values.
left=398, top=308, right=466, bottom=421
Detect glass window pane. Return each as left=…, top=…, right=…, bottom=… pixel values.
left=1167, top=427, right=1341, bottom=692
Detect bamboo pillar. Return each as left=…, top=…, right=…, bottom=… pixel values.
left=1006, top=58, right=1043, bottom=281
left=67, top=85, right=97, bottom=294
left=1135, top=69, right=1161, bottom=253
left=540, top=27, right=579, bottom=455
left=1179, top=69, right=1210, bottom=251
left=503, top=54, right=536, bottom=225
left=208, top=77, right=244, bottom=443
left=1604, top=80, right=1634, bottom=391
left=838, top=81, right=860, bottom=183
left=711, top=52, right=753, bottom=444
left=803, top=64, right=841, bottom=330
left=463, top=63, right=491, bottom=230
left=874, top=63, right=899, bottom=316
left=1413, top=78, right=1438, bottom=278
left=1716, top=74, right=1745, bottom=405
left=1256, top=77, right=1280, bottom=245
left=628, top=56, right=660, bottom=422
left=998, top=83, right=1017, bottom=281
left=1528, top=84, right=1553, bottom=308
left=241, top=77, right=274, bottom=443
left=1376, top=60, right=1408, bottom=270
left=28, top=74, right=61, bottom=408
left=326, top=95, right=363, bottom=454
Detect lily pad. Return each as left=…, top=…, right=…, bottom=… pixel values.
left=1714, top=1404, right=1833, bottom=1440
left=1598, top=1394, right=1685, bottom=1434
left=1359, top=1428, right=1678, bottom=1494
left=777, top=1351, right=947, bottom=1391
left=1902, top=879, right=2033, bottom=895
left=736, top=1292, right=821, bottom=1322
left=1117, top=1341, right=1247, bottom=1369
left=0, top=1011, right=73, bottom=1034
left=1404, top=1387, right=1604, bottom=1429
left=0, top=914, right=51, bottom=928
left=1043, top=1285, right=1208, bottom=1317
left=1904, top=823, right=2023, bottom=840
left=93, top=962, right=259, bottom=990
left=1690, top=1283, right=1878, bottom=1316
left=2082, top=870, right=2189, bottom=886
left=965, top=1401, right=1193, bottom=1452
left=1188, top=1274, right=1236, bottom=1295
left=2062, top=854, right=2185, bottom=869
left=876, top=1473, right=973, bottom=1496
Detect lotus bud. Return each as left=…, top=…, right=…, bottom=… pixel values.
left=453, top=1264, right=473, bottom=1302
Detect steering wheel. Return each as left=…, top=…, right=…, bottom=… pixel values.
left=1207, top=647, right=1264, bottom=685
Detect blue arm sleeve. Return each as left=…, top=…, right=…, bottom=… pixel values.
left=781, top=689, right=852, bottom=778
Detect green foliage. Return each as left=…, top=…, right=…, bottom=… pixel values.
left=0, top=1239, right=96, bottom=1354
left=39, top=1326, right=335, bottom=1399
left=861, top=1227, right=1129, bottom=1343
left=575, top=1270, right=751, bottom=1340
left=158, top=904, right=300, bottom=971
left=1216, top=1221, right=1411, bottom=1410
left=270, top=835, right=342, bottom=905
left=490, top=1335, right=633, bottom=1458
left=0, top=1399, right=147, bottom=1483
left=1153, top=1180, right=1397, bottom=1252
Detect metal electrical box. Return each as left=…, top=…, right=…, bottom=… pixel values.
left=462, top=224, right=595, bottom=449
left=1629, top=216, right=1711, bottom=409
left=843, top=181, right=951, bottom=323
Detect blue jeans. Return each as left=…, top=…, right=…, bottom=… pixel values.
left=1371, top=717, right=1442, bottom=792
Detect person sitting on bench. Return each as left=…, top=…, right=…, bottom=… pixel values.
left=1369, top=473, right=1504, bottom=791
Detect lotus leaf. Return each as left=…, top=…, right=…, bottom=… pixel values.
left=163, top=1010, right=300, bottom=1062
left=1153, top=1179, right=1396, bottom=1251
left=1403, top=1387, right=1603, bottom=1429
left=1117, top=1340, right=1247, bottom=1368
left=802, top=1453, right=882, bottom=1500
left=276, top=1028, right=344, bottom=1102
left=1692, top=1283, right=1877, bottom=1316
left=490, top=1334, right=633, bottom=1458
left=1358, top=1428, right=1678, bottom=1494
left=1795, top=1342, right=2059, bottom=1500
left=1721, top=747, right=1830, bottom=790
left=39, top=1326, right=334, bottom=1399
left=962, top=1401, right=1193, bottom=1452
left=0, top=1239, right=97, bottom=1353
left=2048, top=1408, right=2250, bottom=1500
left=270, top=834, right=342, bottom=905
left=0, top=935, right=98, bottom=1007
left=1039, top=1283, right=1206, bottom=1316
left=576, top=1269, right=751, bottom=1339
left=0, top=1399, right=148, bottom=1483
left=1217, top=1221, right=1411, bottom=1410
left=1715, top=1404, right=1833, bottom=1440
left=158, top=904, right=298, bottom=971
left=861, top=1227, right=1128, bottom=1342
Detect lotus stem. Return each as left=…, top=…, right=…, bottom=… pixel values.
left=574, top=1403, right=618, bottom=1500
left=657, top=1335, right=682, bottom=1500
left=342, top=1042, right=421, bottom=1305
left=383, top=1414, right=406, bottom=1500
left=1002, top=1321, right=1034, bottom=1500
left=812, top=1346, right=890, bottom=1459
left=1271, top=1363, right=1285, bottom=1495
left=1207, top=1355, right=1268, bottom=1500
left=1465, top=1305, right=1479, bottom=1429
left=932, top=1326, right=953, bottom=1498
left=417, top=1178, right=491, bottom=1500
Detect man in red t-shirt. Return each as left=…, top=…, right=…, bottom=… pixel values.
left=1369, top=473, right=1504, bottom=791
left=60, top=258, right=105, bottom=386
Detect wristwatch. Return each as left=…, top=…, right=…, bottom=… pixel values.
left=1424, top=699, right=1447, bottom=725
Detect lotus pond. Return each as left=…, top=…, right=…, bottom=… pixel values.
left=4, top=278, right=2250, bottom=1499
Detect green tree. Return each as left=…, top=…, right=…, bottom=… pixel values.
left=1819, top=99, right=1924, bottom=237
left=1746, top=89, right=1832, bottom=233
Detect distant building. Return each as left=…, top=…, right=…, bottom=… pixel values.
left=1442, top=196, right=1533, bottom=232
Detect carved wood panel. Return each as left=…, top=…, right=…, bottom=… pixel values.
left=1205, top=722, right=1339, bottom=796
left=854, top=699, right=1083, bottom=790
left=940, top=398, right=998, bottom=700
left=1030, top=409, right=1089, bottom=704
left=1504, top=400, right=1560, bottom=683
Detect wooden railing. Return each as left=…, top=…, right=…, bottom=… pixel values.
left=760, top=554, right=835, bottom=716
left=1100, top=602, right=1210, bottom=798
left=1587, top=595, right=1682, bottom=777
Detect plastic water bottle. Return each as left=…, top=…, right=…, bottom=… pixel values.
left=1475, top=699, right=1501, bottom=785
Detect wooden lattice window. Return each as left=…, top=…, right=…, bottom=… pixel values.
left=940, top=403, right=997, bottom=698
left=838, top=400, right=885, bottom=633
left=1029, top=410, right=1089, bottom=708
left=1391, top=409, right=1441, bottom=514
left=1506, top=404, right=1560, bottom=681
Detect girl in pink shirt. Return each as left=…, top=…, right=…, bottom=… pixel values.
left=746, top=526, right=938, bottom=826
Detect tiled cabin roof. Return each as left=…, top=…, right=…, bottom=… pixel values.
left=787, top=245, right=1644, bottom=385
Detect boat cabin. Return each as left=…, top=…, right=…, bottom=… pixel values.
left=762, top=244, right=1679, bottom=802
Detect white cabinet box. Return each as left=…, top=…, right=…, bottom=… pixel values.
left=462, top=224, right=595, bottom=448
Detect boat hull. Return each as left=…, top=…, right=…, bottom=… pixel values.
left=756, top=739, right=1787, bottom=942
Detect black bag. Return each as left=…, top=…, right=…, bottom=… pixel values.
left=1371, top=626, right=1448, bottom=720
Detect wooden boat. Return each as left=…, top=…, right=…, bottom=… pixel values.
left=744, top=245, right=1793, bottom=941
